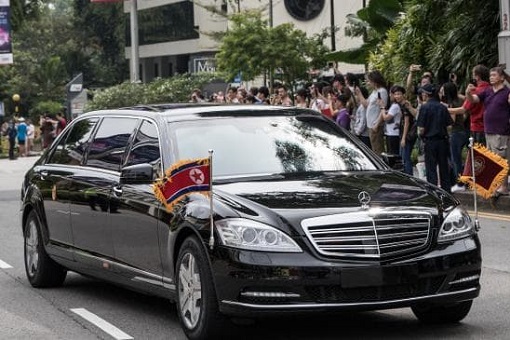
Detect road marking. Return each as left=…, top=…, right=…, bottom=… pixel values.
left=467, top=211, right=510, bottom=222
left=71, top=308, right=133, bottom=340
left=0, top=259, right=13, bottom=269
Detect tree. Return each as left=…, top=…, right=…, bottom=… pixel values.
left=369, top=0, right=499, bottom=86
left=328, top=0, right=403, bottom=65
left=72, top=0, right=128, bottom=87
left=216, top=11, right=329, bottom=87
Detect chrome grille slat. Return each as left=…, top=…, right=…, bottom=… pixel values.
left=377, top=231, right=428, bottom=239
left=301, top=211, right=431, bottom=259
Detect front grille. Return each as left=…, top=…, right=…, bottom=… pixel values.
left=302, top=211, right=432, bottom=259
left=305, top=276, right=445, bottom=303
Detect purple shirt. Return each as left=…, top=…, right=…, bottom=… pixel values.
left=336, top=108, right=351, bottom=130
left=478, top=86, right=510, bottom=135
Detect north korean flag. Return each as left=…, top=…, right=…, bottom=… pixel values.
left=154, top=158, right=210, bottom=211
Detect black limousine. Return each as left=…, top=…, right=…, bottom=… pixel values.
left=21, top=104, right=481, bottom=339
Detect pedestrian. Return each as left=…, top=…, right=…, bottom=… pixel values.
left=39, top=114, right=55, bottom=149
left=381, top=85, right=404, bottom=155
left=351, top=86, right=371, bottom=149
left=294, top=88, right=308, bottom=108
left=399, top=97, right=418, bottom=175
left=355, top=70, right=388, bottom=155
left=440, top=81, right=468, bottom=192
left=417, top=83, right=454, bottom=193
left=189, top=89, right=205, bottom=103
left=465, top=66, right=510, bottom=197
left=309, top=82, right=325, bottom=113
left=273, top=85, right=292, bottom=106
left=26, top=119, right=35, bottom=155
left=256, top=86, right=270, bottom=104
left=17, top=117, right=27, bottom=157
left=5, top=118, right=17, bottom=160
left=55, top=112, right=67, bottom=136
left=461, top=65, right=491, bottom=145
left=334, top=94, right=350, bottom=130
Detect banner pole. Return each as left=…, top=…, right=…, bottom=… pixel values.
left=469, top=137, right=480, bottom=231
left=208, top=149, right=215, bottom=249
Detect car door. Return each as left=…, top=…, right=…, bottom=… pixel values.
left=108, top=119, right=164, bottom=285
left=33, top=117, right=100, bottom=260
left=70, top=116, right=139, bottom=263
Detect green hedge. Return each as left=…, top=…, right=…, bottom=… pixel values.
left=85, top=73, right=222, bottom=111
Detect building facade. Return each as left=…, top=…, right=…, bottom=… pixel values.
left=124, top=0, right=365, bottom=83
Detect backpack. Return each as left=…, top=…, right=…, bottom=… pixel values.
left=7, top=124, right=17, bottom=139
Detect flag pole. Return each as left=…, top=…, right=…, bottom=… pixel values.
left=468, top=137, right=481, bottom=231
left=208, top=149, right=215, bottom=249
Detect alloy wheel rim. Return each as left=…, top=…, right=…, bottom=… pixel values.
left=178, top=252, right=202, bottom=329
left=25, top=220, right=39, bottom=277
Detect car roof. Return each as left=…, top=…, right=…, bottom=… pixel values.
left=79, top=104, right=322, bottom=122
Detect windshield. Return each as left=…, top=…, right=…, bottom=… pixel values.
left=170, top=115, right=377, bottom=177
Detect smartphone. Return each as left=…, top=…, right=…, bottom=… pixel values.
left=377, top=92, right=381, bottom=100
left=469, top=79, right=477, bottom=86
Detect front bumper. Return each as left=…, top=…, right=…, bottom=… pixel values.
left=211, top=236, right=481, bottom=317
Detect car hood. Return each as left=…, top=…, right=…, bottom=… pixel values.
left=213, top=171, right=456, bottom=224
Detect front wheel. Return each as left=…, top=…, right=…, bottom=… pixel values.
left=412, top=300, right=473, bottom=324
left=24, top=210, right=67, bottom=287
left=176, top=236, right=225, bottom=340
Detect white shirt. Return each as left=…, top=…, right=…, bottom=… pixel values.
left=366, top=88, right=389, bottom=129
left=384, top=103, right=401, bottom=136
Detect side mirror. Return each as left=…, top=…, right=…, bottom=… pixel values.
left=120, top=163, right=154, bottom=184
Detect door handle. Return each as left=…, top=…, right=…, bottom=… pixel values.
left=40, top=170, right=48, bottom=180
left=112, top=186, right=123, bottom=197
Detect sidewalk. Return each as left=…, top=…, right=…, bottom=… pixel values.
left=0, top=155, right=39, bottom=191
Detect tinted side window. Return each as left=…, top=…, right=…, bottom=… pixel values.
left=86, top=117, right=139, bottom=171
left=125, top=119, right=161, bottom=178
left=48, top=118, right=98, bottom=165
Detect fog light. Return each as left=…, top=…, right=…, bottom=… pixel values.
left=449, top=274, right=480, bottom=285
left=240, top=291, right=300, bottom=298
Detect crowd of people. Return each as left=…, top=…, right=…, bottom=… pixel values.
left=193, top=64, right=510, bottom=197
left=1, top=112, right=67, bottom=160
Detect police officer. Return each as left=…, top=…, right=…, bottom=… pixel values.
left=417, top=83, right=454, bottom=193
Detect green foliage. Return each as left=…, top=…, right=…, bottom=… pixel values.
left=329, top=0, right=403, bottom=65
left=32, top=100, right=63, bottom=118
left=85, top=73, right=220, bottom=111
left=369, top=0, right=499, bottom=86
left=216, top=10, right=329, bottom=85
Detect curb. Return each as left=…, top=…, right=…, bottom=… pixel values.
left=454, top=190, right=509, bottom=213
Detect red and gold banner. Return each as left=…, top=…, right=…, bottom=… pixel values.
left=459, top=144, right=509, bottom=199
left=153, top=158, right=211, bottom=211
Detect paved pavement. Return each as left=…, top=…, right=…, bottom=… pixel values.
left=0, top=155, right=39, bottom=192
left=0, top=155, right=507, bottom=213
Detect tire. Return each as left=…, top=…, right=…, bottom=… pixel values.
left=412, top=300, right=473, bottom=324
left=176, top=236, right=225, bottom=340
left=24, top=210, right=67, bottom=288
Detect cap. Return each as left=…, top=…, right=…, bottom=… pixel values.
left=418, top=83, right=435, bottom=95
left=18, top=117, right=25, bottom=122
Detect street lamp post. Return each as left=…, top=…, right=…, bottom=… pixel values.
left=130, top=0, right=140, bottom=82
left=499, top=0, right=510, bottom=68
left=12, top=93, right=20, bottom=116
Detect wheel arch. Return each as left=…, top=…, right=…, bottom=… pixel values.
left=22, top=190, right=49, bottom=244
left=171, top=224, right=219, bottom=290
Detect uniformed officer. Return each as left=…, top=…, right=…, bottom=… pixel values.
left=416, top=83, right=454, bottom=193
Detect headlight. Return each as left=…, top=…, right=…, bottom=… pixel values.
left=215, top=218, right=302, bottom=252
left=438, top=206, right=475, bottom=243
